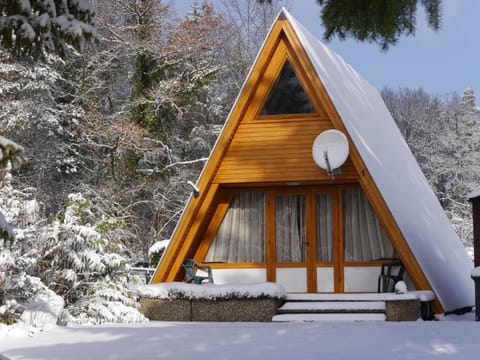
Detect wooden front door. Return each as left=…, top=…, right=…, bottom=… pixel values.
left=269, top=186, right=397, bottom=293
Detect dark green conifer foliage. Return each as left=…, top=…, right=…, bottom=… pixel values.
left=258, top=0, right=441, bottom=50
left=0, top=0, right=97, bottom=59
left=318, top=0, right=441, bottom=50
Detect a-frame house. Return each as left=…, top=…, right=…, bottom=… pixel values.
left=151, top=9, right=474, bottom=314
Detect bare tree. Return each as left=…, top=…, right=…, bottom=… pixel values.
left=218, top=0, right=290, bottom=90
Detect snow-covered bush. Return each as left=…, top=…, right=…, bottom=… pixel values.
left=0, top=182, right=146, bottom=326
left=2, top=274, right=64, bottom=328
left=1, top=243, right=63, bottom=327
left=40, top=193, right=146, bottom=325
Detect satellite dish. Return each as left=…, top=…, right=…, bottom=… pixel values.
left=312, top=130, right=349, bottom=174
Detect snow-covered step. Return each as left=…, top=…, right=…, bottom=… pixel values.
left=285, top=293, right=418, bottom=302
left=277, top=301, right=385, bottom=314
left=273, top=292, right=434, bottom=322
left=272, top=313, right=386, bottom=322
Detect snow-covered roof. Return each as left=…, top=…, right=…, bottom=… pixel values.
left=281, top=9, right=474, bottom=312
left=467, top=189, right=480, bottom=200
left=471, top=267, right=480, bottom=278
left=148, top=239, right=170, bottom=256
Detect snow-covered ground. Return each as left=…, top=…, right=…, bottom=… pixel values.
left=1, top=315, right=479, bottom=360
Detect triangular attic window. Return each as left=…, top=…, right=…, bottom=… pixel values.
left=260, top=60, right=314, bottom=115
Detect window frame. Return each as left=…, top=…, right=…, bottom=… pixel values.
left=198, top=185, right=398, bottom=270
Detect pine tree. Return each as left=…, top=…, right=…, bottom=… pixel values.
left=1, top=184, right=147, bottom=325
left=262, top=0, right=442, bottom=51
left=443, top=88, right=480, bottom=247
left=0, top=50, right=88, bottom=215
left=382, top=87, right=480, bottom=254
left=0, top=0, right=97, bottom=59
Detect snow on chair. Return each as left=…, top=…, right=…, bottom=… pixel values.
left=182, top=258, right=214, bottom=284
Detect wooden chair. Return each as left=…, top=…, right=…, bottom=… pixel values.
left=182, top=258, right=214, bottom=284
left=378, top=262, right=405, bottom=292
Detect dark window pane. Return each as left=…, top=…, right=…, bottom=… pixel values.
left=260, top=60, right=314, bottom=115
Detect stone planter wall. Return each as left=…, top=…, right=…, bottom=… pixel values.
left=385, top=299, right=420, bottom=321
left=139, top=298, right=191, bottom=321
left=139, top=297, right=283, bottom=322
left=140, top=296, right=424, bottom=322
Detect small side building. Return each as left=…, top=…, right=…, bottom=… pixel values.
left=151, top=8, right=474, bottom=314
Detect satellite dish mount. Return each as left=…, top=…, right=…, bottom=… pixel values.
left=312, top=129, right=349, bottom=179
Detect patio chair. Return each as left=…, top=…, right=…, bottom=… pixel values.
left=378, top=261, right=405, bottom=292
left=182, top=258, right=214, bottom=284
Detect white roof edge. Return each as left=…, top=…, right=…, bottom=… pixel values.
left=277, top=7, right=288, bottom=20
left=283, top=9, right=474, bottom=312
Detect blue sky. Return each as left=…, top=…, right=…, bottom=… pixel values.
left=175, top=0, right=479, bottom=99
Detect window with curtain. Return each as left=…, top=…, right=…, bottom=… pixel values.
left=275, top=194, right=306, bottom=263
left=316, top=193, right=333, bottom=262
left=343, top=188, right=396, bottom=261
left=205, top=192, right=265, bottom=263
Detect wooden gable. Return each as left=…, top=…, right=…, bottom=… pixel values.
left=150, top=14, right=439, bottom=312
left=213, top=31, right=358, bottom=184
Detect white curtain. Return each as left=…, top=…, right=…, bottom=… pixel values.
left=343, top=188, right=396, bottom=261
left=205, top=192, right=265, bottom=263
left=275, top=194, right=306, bottom=263
left=316, top=193, right=333, bottom=262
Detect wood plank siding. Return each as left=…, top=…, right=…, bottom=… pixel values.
left=214, top=119, right=357, bottom=184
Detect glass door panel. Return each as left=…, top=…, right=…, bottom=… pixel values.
left=315, top=193, right=333, bottom=262
left=343, top=188, right=395, bottom=261
left=342, top=188, right=397, bottom=293
left=275, top=194, right=306, bottom=263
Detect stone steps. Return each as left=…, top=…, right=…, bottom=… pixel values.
left=277, top=300, right=386, bottom=314
left=272, top=313, right=387, bottom=322
left=273, top=300, right=386, bottom=322
left=272, top=293, right=429, bottom=322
